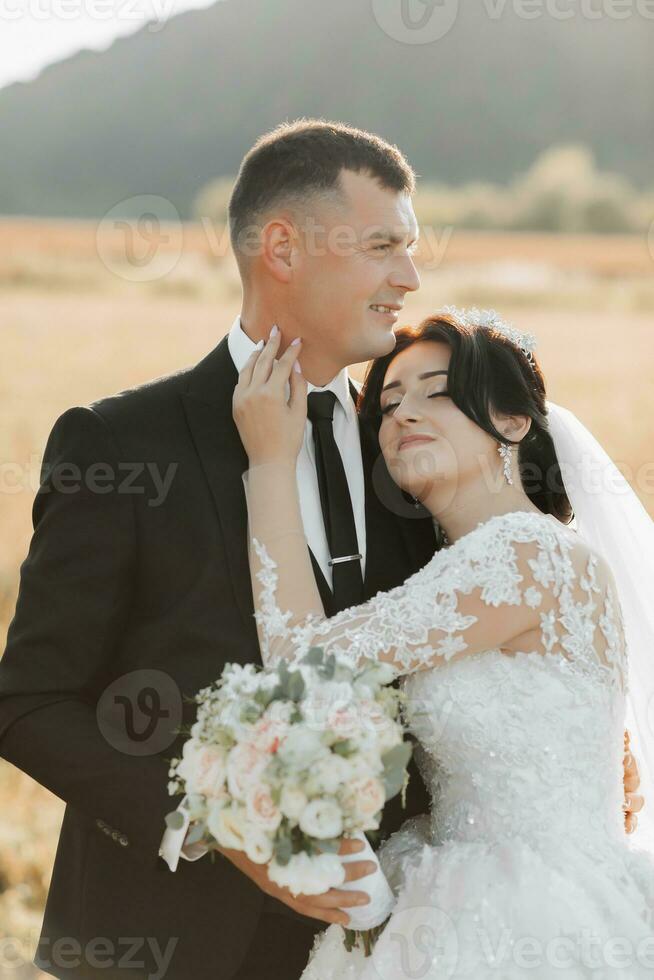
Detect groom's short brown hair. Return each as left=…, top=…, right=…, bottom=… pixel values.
left=228, top=118, right=416, bottom=267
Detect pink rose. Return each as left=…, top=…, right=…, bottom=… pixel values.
left=177, top=741, right=227, bottom=799
left=326, top=703, right=362, bottom=741
left=246, top=785, right=282, bottom=833
left=227, top=743, right=268, bottom=802
left=251, top=717, right=289, bottom=755
left=343, top=777, right=385, bottom=829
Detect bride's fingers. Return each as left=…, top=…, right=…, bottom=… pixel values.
left=236, top=342, right=264, bottom=388
left=626, top=793, right=644, bottom=814
left=309, top=886, right=371, bottom=909
left=252, top=326, right=281, bottom=384
left=300, top=907, right=350, bottom=927
left=624, top=771, right=640, bottom=794
left=626, top=813, right=638, bottom=834
left=341, top=860, right=378, bottom=884
left=269, top=337, right=303, bottom=388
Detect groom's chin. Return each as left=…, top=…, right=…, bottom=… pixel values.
left=365, top=328, right=397, bottom=360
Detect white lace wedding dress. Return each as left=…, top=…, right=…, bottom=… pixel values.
left=243, top=485, right=654, bottom=978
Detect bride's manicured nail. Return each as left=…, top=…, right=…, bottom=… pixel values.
left=270, top=324, right=279, bottom=338
left=291, top=337, right=302, bottom=346
left=293, top=361, right=302, bottom=374
left=255, top=340, right=264, bottom=351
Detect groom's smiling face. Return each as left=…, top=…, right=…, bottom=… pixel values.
left=288, top=169, right=421, bottom=370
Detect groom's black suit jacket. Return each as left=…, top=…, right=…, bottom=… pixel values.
left=0, top=336, right=436, bottom=980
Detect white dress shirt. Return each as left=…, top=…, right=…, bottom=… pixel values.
left=159, top=316, right=367, bottom=869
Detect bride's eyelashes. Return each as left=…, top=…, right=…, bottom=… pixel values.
left=380, top=391, right=450, bottom=417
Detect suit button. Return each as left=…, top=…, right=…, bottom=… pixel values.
left=95, top=819, right=106, bottom=830
left=111, top=830, right=120, bottom=841
left=118, top=836, right=129, bottom=847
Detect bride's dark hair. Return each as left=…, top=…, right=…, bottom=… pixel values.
left=357, top=311, right=573, bottom=524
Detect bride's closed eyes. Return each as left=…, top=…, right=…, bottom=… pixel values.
left=380, top=390, right=450, bottom=416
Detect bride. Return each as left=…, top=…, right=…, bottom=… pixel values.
left=232, top=307, right=654, bottom=978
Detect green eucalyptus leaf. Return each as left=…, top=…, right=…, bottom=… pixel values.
left=332, top=739, right=354, bottom=757
left=254, top=687, right=274, bottom=708
left=302, top=647, right=325, bottom=667
left=382, top=742, right=413, bottom=800
left=287, top=670, right=306, bottom=702
left=274, top=835, right=292, bottom=866
left=382, top=742, right=413, bottom=772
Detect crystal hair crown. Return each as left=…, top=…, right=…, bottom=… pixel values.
left=440, top=306, right=538, bottom=366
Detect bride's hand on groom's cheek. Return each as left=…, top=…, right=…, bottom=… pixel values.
left=217, top=837, right=376, bottom=926
left=232, top=324, right=307, bottom=467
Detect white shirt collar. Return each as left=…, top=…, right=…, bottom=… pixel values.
left=227, top=315, right=356, bottom=419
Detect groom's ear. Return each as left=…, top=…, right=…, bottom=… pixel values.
left=260, top=217, right=296, bottom=283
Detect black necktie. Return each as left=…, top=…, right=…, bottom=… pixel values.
left=307, top=391, right=365, bottom=613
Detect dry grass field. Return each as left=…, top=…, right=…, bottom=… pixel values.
left=0, top=217, right=653, bottom=975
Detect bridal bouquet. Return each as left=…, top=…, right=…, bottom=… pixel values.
left=167, top=648, right=411, bottom=899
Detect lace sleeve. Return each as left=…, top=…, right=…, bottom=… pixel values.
left=244, top=464, right=625, bottom=682
left=251, top=510, right=564, bottom=674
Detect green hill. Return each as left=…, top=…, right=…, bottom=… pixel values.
left=1, top=0, right=652, bottom=218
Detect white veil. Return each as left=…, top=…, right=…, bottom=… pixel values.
left=547, top=402, right=654, bottom=847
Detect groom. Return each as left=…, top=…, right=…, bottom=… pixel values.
left=0, top=120, right=437, bottom=979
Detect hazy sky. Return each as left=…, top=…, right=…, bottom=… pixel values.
left=0, top=0, right=220, bottom=90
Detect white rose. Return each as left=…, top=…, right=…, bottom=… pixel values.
left=302, top=681, right=356, bottom=735
left=299, top=798, right=343, bottom=840
left=306, top=754, right=351, bottom=796
left=359, top=701, right=402, bottom=752
left=353, top=662, right=397, bottom=693
left=277, top=727, right=326, bottom=770
left=268, top=851, right=345, bottom=897
left=245, top=784, right=282, bottom=833
left=327, top=702, right=364, bottom=741
left=218, top=699, right=255, bottom=741
left=207, top=801, right=247, bottom=851
left=226, top=743, right=268, bottom=802
left=250, top=715, right=289, bottom=755
left=342, top=777, right=385, bottom=830
left=279, top=786, right=308, bottom=821
left=346, top=747, right=384, bottom=780
left=243, top=825, right=274, bottom=864
left=176, top=740, right=227, bottom=799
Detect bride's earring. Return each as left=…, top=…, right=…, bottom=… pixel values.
left=498, top=442, right=514, bottom=485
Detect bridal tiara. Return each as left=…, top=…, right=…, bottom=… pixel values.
left=439, top=306, right=538, bottom=366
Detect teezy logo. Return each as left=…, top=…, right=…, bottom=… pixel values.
left=372, top=0, right=460, bottom=44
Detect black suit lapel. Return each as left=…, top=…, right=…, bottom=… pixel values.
left=181, top=337, right=256, bottom=638
left=181, top=337, right=339, bottom=632
left=180, top=341, right=437, bottom=639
